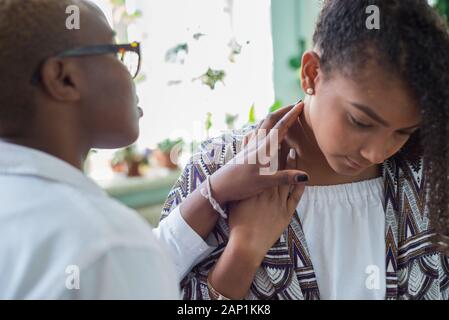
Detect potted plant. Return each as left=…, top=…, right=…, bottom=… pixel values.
left=111, top=145, right=148, bottom=177
left=155, top=138, right=184, bottom=170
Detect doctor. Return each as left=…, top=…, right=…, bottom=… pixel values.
left=0, top=0, right=306, bottom=299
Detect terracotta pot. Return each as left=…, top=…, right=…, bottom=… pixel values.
left=154, top=149, right=178, bottom=170
left=111, top=162, right=127, bottom=173
left=127, top=160, right=141, bottom=177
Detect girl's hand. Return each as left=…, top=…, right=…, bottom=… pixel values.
left=177, top=102, right=307, bottom=242
left=206, top=150, right=307, bottom=300
left=227, top=148, right=307, bottom=261
left=211, top=101, right=307, bottom=205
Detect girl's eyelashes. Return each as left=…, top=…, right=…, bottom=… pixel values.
left=348, top=114, right=372, bottom=129
left=397, top=130, right=414, bottom=136
left=348, top=113, right=415, bottom=136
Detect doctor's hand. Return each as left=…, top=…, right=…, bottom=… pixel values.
left=210, top=101, right=308, bottom=206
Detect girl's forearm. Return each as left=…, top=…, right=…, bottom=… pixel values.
left=207, top=235, right=264, bottom=300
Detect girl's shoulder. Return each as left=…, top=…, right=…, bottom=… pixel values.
left=191, top=124, right=259, bottom=168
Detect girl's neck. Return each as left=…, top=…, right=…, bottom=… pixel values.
left=284, top=99, right=382, bottom=186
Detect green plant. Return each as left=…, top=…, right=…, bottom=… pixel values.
left=205, top=112, right=213, bottom=137
left=288, top=39, right=306, bottom=71
left=248, top=104, right=256, bottom=124
left=288, top=38, right=307, bottom=95
left=165, top=43, right=189, bottom=63
left=228, top=38, right=243, bottom=63
left=225, top=113, right=239, bottom=130
left=111, top=145, right=141, bottom=166
left=268, top=100, right=283, bottom=113
left=434, top=0, right=449, bottom=23
left=157, top=138, right=185, bottom=154
left=195, top=68, right=226, bottom=90
left=110, top=144, right=150, bottom=176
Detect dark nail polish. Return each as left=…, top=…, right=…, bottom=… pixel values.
left=295, top=174, right=309, bottom=182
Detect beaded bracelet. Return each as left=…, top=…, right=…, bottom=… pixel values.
left=200, top=175, right=228, bottom=219
left=207, top=277, right=231, bottom=300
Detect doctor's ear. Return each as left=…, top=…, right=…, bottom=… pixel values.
left=40, top=57, right=82, bottom=102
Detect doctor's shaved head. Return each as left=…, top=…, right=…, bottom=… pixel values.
left=0, top=0, right=104, bottom=137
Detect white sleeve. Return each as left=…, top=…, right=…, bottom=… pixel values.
left=61, top=246, right=180, bottom=300
left=153, top=206, right=217, bottom=281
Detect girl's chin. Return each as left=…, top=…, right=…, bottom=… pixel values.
left=328, top=156, right=364, bottom=176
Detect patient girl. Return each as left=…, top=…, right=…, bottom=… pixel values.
left=161, top=0, right=449, bottom=300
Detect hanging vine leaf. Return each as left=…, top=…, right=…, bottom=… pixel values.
left=167, top=80, right=183, bottom=86
left=165, top=43, right=189, bottom=63
left=193, top=33, right=206, bottom=40
left=228, top=38, right=242, bottom=63
left=194, top=68, right=226, bottom=90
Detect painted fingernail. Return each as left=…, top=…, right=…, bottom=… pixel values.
left=289, top=148, right=296, bottom=160
left=295, top=174, right=308, bottom=182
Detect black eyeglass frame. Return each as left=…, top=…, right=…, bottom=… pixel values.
left=30, top=42, right=141, bottom=85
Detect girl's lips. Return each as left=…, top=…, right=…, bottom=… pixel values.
left=346, top=157, right=362, bottom=169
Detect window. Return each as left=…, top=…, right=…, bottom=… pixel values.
left=88, top=0, right=275, bottom=181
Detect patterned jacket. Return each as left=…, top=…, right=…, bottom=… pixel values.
left=160, top=127, right=449, bottom=300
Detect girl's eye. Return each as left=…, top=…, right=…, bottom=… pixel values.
left=397, top=130, right=413, bottom=137
left=348, top=114, right=372, bottom=128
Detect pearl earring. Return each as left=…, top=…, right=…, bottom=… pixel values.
left=306, top=88, right=314, bottom=95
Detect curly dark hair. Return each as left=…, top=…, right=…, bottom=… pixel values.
left=313, top=0, right=449, bottom=245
